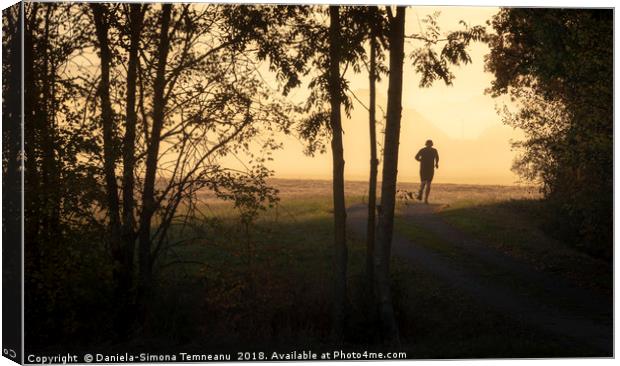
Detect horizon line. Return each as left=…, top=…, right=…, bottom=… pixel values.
left=267, top=176, right=537, bottom=188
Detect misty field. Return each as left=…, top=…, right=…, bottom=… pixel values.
left=140, top=179, right=610, bottom=358
left=196, top=178, right=540, bottom=201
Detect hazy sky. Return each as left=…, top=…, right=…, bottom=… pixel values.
left=63, top=4, right=524, bottom=186
left=256, top=6, right=525, bottom=185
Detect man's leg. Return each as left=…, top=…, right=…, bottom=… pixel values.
left=424, top=181, right=432, bottom=204
left=417, top=180, right=427, bottom=200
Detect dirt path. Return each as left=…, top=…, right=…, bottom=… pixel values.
left=347, top=203, right=612, bottom=355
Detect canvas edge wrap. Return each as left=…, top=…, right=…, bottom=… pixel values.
left=2, top=1, right=24, bottom=364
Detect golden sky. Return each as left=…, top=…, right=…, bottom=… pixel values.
left=62, top=4, right=524, bottom=186
left=260, top=6, right=525, bottom=185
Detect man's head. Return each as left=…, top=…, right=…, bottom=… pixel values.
left=425, top=139, right=433, bottom=147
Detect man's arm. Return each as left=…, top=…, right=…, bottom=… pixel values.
left=435, top=149, right=439, bottom=168
left=415, top=149, right=423, bottom=162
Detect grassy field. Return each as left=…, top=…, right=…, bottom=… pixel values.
left=144, top=178, right=609, bottom=358
left=436, top=200, right=612, bottom=294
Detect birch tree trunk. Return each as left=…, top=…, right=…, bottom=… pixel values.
left=91, top=3, right=123, bottom=275
left=328, top=5, right=348, bottom=343
left=366, top=32, right=379, bottom=284
left=137, top=4, right=172, bottom=324
left=121, top=2, right=144, bottom=294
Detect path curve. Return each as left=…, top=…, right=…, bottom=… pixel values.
left=347, top=203, right=612, bottom=355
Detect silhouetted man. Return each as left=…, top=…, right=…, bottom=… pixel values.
left=415, top=139, right=439, bottom=204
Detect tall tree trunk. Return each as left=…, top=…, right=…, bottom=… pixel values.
left=374, top=5, right=405, bottom=346
left=328, top=5, right=348, bottom=343
left=121, top=3, right=144, bottom=274
left=366, top=32, right=378, bottom=284
left=91, top=4, right=122, bottom=265
left=137, top=4, right=172, bottom=324
left=116, top=3, right=145, bottom=337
